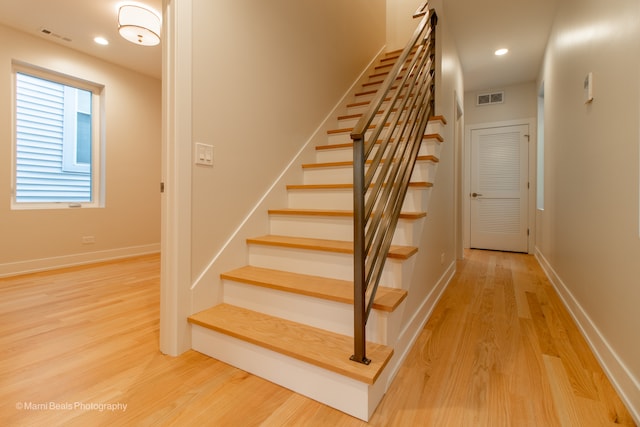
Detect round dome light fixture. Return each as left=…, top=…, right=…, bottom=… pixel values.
left=495, top=48, right=509, bottom=56
left=118, top=4, right=161, bottom=46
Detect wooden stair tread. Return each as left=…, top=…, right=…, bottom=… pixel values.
left=347, top=100, right=375, bottom=109
left=268, top=208, right=426, bottom=220
left=317, top=133, right=443, bottom=151
left=354, top=86, right=401, bottom=98
left=302, top=155, right=439, bottom=169
left=362, top=77, right=405, bottom=88
left=188, top=303, right=393, bottom=384
left=247, top=235, right=418, bottom=259
left=286, top=182, right=433, bottom=190
left=327, top=124, right=392, bottom=135
left=328, top=117, right=445, bottom=136
left=221, top=265, right=407, bottom=312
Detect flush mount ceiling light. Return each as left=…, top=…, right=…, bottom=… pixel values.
left=118, top=4, right=161, bottom=46
left=495, top=48, right=509, bottom=56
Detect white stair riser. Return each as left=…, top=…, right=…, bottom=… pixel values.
left=346, top=103, right=373, bottom=116
left=303, top=161, right=438, bottom=185
left=373, top=65, right=394, bottom=76
left=405, top=187, right=432, bottom=212
left=337, top=117, right=365, bottom=130
left=192, top=325, right=385, bottom=421
left=353, top=91, right=377, bottom=104
left=287, top=187, right=429, bottom=212
left=316, top=141, right=440, bottom=163
left=340, top=114, right=444, bottom=131
left=287, top=188, right=354, bottom=210
left=360, top=82, right=383, bottom=93
left=327, top=132, right=354, bottom=145
left=303, top=165, right=353, bottom=184
left=248, top=244, right=408, bottom=288
left=411, top=161, right=438, bottom=183
left=327, top=127, right=393, bottom=145
left=426, top=120, right=445, bottom=135
left=222, top=280, right=398, bottom=345
left=269, top=215, right=420, bottom=246
left=338, top=109, right=416, bottom=131
left=346, top=98, right=393, bottom=116
left=337, top=115, right=390, bottom=129
left=366, top=74, right=386, bottom=84
left=340, top=110, right=443, bottom=134
left=338, top=115, right=433, bottom=131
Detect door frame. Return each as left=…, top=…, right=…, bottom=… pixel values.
left=463, top=118, right=537, bottom=254
left=160, top=0, right=194, bottom=356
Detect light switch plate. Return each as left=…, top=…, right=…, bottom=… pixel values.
left=195, top=142, right=214, bottom=166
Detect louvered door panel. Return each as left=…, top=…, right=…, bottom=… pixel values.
left=470, top=125, right=528, bottom=252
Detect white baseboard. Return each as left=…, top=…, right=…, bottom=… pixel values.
left=0, top=244, right=160, bottom=278
left=384, top=259, right=457, bottom=388
left=535, top=248, right=640, bottom=424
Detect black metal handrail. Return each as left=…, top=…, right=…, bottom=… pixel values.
left=350, top=3, right=438, bottom=365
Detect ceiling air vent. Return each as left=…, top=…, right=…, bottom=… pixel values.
left=477, top=91, right=504, bottom=106
left=39, top=27, right=72, bottom=43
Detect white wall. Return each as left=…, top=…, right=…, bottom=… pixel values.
left=160, top=0, right=390, bottom=341
left=537, top=0, right=640, bottom=418
left=189, top=0, right=386, bottom=284
left=387, top=0, right=422, bottom=51
left=464, top=81, right=537, bottom=125
left=0, top=24, right=161, bottom=276
left=384, top=0, right=464, bottom=377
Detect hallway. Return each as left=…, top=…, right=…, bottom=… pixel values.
left=371, top=250, right=635, bottom=425
left=0, top=251, right=634, bottom=425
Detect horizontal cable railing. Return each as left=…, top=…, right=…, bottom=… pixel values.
left=350, top=2, right=438, bottom=365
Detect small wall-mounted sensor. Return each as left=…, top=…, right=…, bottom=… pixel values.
left=584, top=72, right=593, bottom=104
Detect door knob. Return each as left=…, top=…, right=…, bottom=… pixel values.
left=471, top=192, right=483, bottom=198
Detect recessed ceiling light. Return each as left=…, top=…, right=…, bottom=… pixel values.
left=94, top=37, right=109, bottom=46
left=495, top=48, right=509, bottom=56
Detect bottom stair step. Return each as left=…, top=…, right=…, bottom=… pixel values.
left=188, top=303, right=393, bottom=384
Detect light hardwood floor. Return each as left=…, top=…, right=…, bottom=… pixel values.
left=0, top=250, right=635, bottom=426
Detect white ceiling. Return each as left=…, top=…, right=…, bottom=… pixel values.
left=0, top=0, right=558, bottom=91
left=444, top=0, right=559, bottom=92
left=0, top=0, right=163, bottom=79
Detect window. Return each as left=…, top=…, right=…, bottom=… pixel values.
left=12, top=64, right=103, bottom=208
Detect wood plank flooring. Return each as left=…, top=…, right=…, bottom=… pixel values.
left=0, top=250, right=635, bottom=426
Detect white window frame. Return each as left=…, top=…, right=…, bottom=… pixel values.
left=11, top=62, right=105, bottom=210
left=62, top=86, right=92, bottom=174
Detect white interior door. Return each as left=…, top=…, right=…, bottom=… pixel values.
left=470, top=124, right=529, bottom=252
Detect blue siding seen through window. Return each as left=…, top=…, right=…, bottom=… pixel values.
left=15, top=73, right=92, bottom=203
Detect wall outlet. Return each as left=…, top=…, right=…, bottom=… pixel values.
left=82, top=236, right=95, bottom=244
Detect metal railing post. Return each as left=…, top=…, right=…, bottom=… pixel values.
left=351, top=136, right=369, bottom=365
left=350, top=2, right=437, bottom=365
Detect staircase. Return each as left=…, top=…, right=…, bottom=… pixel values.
left=188, top=47, right=446, bottom=421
